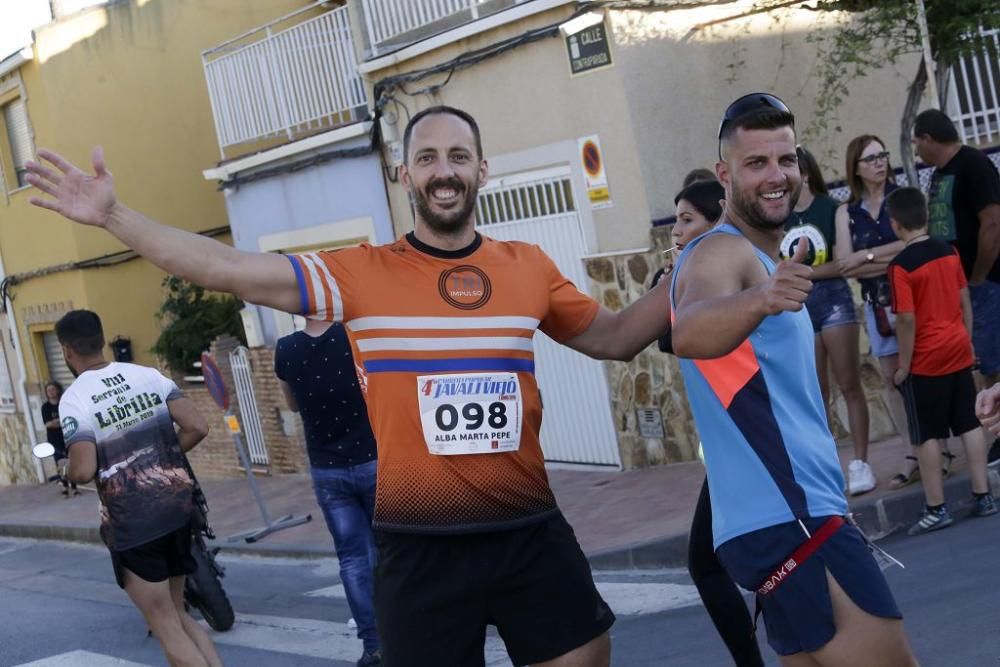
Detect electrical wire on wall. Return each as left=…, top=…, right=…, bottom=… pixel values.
left=217, top=144, right=375, bottom=191
left=0, top=225, right=231, bottom=312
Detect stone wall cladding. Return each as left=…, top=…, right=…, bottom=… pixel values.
left=583, top=228, right=897, bottom=470
left=0, top=414, right=35, bottom=484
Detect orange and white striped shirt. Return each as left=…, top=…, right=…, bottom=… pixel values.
left=287, top=232, right=599, bottom=534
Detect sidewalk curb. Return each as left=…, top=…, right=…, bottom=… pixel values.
left=587, top=468, right=1000, bottom=570
left=0, top=520, right=339, bottom=560
left=2, top=470, right=996, bottom=569
left=0, top=521, right=99, bottom=545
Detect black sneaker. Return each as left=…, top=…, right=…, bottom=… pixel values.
left=357, top=649, right=381, bottom=667
left=970, top=494, right=997, bottom=518
left=987, top=440, right=1000, bottom=469
left=906, top=506, right=954, bottom=536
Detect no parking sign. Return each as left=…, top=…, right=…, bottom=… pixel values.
left=201, top=353, right=228, bottom=411
left=201, top=349, right=312, bottom=542
left=578, top=134, right=613, bottom=209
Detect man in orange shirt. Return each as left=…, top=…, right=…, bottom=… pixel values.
left=26, top=106, right=671, bottom=667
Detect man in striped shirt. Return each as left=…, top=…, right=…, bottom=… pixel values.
left=26, top=106, right=671, bottom=667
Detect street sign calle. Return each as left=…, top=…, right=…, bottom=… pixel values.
left=566, top=21, right=613, bottom=77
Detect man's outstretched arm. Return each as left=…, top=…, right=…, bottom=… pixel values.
left=26, top=147, right=301, bottom=313
left=565, top=281, right=671, bottom=361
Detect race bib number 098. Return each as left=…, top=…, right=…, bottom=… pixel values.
left=417, top=373, right=522, bottom=455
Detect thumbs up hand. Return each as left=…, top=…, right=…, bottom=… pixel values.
left=758, top=240, right=813, bottom=315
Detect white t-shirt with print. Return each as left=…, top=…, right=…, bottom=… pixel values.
left=60, top=362, right=193, bottom=551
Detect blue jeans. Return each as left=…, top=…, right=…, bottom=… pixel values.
left=970, top=280, right=1000, bottom=376
left=311, top=461, right=379, bottom=651
left=805, top=278, right=858, bottom=333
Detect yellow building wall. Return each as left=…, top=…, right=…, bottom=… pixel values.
left=0, top=0, right=308, bottom=388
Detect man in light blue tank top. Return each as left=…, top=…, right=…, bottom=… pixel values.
left=669, top=94, right=916, bottom=665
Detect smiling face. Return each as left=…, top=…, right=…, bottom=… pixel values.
left=671, top=200, right=716, bottom=250
left=718, top=125, right=801, bottom=231
left=401, top=113, right=487, bottom=237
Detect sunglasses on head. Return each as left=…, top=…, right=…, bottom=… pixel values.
left=717, top=93, right=793, bottom=141
left=857, top=151, right=890, bottom=165
left=717, top=93, right=793, bottom=159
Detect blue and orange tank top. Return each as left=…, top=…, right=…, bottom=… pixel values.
left=670, top=223, right=847, bottom=548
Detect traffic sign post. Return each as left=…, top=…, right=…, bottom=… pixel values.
left=201, top=353, right=311, bottom=543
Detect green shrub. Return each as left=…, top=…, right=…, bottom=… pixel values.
left=151, top=276, right=246, bottom=373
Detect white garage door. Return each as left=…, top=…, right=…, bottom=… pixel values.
left=476, top=166, right=620, bottom=467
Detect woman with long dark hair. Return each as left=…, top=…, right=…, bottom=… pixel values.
left=42, top=381, right=77, bottom=496
left=783, top=146, right=872, bottom=495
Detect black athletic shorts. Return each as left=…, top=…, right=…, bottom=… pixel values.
left=373, top=512, right=615, bottom=667
left=898, top=367, right=980, bottom=444
left=110, top=522, right=197, bottom=590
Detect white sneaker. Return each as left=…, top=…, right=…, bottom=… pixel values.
left=848, top=460, right=876, bottom=496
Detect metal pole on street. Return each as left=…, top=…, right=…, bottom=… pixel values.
left=201, top=353, right=311, bottom=544
left=223, top=411, right=312, bottom=543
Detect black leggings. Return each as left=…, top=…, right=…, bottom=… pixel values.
left=688, top=478, right=764, bottom=667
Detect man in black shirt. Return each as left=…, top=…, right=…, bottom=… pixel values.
left=915, top=108, right=1000, bottom=463
left=275, top=320, right=380, bottom=667
left=42, top=381, right=77, bottom=495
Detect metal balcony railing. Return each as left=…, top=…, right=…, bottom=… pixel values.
left=948, top=27, right=1000, bottom=145
left=359, top=0, right=530, bottom=58
left=202, top=2, right=367, bottom=156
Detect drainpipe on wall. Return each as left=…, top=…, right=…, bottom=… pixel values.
left=0, top=252, right=45, bottom=483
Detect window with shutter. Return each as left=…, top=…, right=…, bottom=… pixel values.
left=42, top=331, right=75, bottom=389
left=4, top=99, right=34, bottom=189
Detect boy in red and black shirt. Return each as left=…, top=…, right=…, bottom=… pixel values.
left=887, top=187, right=997, bottom=536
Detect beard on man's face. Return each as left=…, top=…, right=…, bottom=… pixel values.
left=728, top=174, right=802, bottom=231
left=412, top=176, right=479, bottom=234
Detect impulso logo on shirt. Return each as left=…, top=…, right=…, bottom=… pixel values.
left=438, top=265, right=492, bottom=310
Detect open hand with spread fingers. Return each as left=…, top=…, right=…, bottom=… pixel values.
left=25, top=147, right=117, bottom=228
left=758, top=238, right=813, bottom=315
